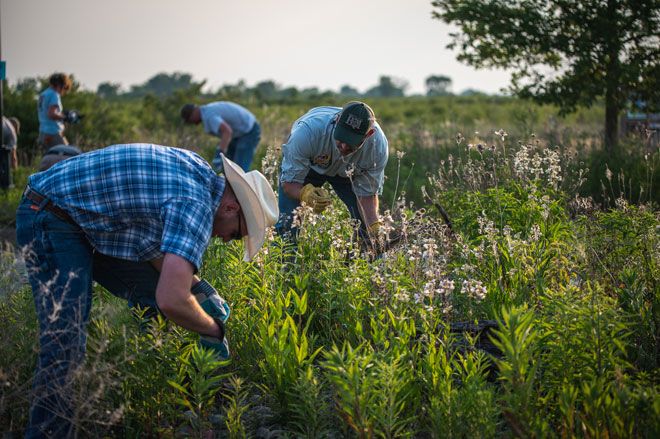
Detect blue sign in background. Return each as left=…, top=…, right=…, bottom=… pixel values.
left=0, top=61, right=5, bottom=80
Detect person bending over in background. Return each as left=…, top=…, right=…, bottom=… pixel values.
left=1, top=116, right=20, bottom=189
left=37, top=73, right=80, bottom=149
left=2, top=116, right=20, bottom=170
left=180, top=101, right=261, bottom=172
left=16, top=145, right=278, bottom=439
left=276, top=101, right=389, bottom=245
left=37, top=144, right=82, bottom=172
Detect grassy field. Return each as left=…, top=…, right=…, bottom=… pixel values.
left=1, top=96, right=659, bottom=438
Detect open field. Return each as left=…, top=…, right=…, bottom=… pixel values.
left=1, top=95, right=659, bottom=438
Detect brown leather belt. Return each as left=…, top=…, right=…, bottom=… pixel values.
left=24, top=186, right=77, bottom=225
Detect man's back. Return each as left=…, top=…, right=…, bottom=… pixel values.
left=29, top=143, right=226, bottom=267
left=200, top=101, right=256, bottom=138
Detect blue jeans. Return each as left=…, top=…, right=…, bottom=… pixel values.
left=17, top=196, right=93, bottom=439
left=212, top=122, right=261, bottom=172
left=16, top=195, right=162, bottom=438
left=275, top=168, right=367, bottom=240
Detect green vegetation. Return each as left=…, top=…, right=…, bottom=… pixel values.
left=431, top=0, right=660, bottom=153
left=1, top=80, right=660, bottom=437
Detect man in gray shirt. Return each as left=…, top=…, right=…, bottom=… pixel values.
left=277, top=101, right=388, bottom=242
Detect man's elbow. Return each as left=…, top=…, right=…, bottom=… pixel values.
left=155, top=291, right=178, bottom=316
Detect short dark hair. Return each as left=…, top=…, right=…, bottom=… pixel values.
left=49, top=73, right=72, bottom=93
left=180, top=103, right=197, bottom=122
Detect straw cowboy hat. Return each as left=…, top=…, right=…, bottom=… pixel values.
left=221, top=154, right=278, bottom=261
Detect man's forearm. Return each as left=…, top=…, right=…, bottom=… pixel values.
left=219, top=137, right=231, bottom=154
left=357, top=195, right=380, bottom=226
left=218, top=122, right=233, bottom=153
left=282, top=181, right=303, bottom=202
left=159, top=292, right=220, bottom=337
left=153, top=254, right=220, bottom=337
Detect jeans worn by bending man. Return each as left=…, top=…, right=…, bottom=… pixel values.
left=16, top=144, right=278, bottom=438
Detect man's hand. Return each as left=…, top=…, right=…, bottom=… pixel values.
left=63, top=110, right=83, bottom=123
left=199, top=317, right=229, bottom=361
left=191, top=279, right=230, bottom=323
left=300, top=183, right=332, bottom=214
left=368, top=221, right=383, bottom=237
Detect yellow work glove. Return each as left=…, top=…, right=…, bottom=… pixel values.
left=300, top=184, right=332, bottom=214
left=368, top=221, right=383, bottom=237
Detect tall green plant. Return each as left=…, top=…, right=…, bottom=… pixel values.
left=167, top=346, right=229, bottom=436
left=255, top=288, right=323, bottom=404
left=491, top=306, right=549, bottom=437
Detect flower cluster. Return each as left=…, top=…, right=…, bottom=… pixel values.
left=461, top=279, right=487, bottom=302
left=513, top=142, right=563, bottom=188
left=260, top=144, right=281, bottom=186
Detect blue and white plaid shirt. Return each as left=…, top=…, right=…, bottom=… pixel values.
left=28, top=144, right=226, bottom=270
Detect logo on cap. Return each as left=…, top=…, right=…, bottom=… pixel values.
left=345, top=114, right=363, bottom=130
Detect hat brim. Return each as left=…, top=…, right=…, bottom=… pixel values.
left=221, top=155, right=266, bottom=262
left=333, top=125, right=366, bottom=148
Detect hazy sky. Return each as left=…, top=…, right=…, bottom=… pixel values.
left=2, top=0, right=512, bottom=96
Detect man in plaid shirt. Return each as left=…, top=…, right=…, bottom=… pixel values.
left=16, top=143, right=278, bottom=439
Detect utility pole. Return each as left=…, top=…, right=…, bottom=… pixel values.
left=0, top=0, right=3, bottom=123
left=0, top=0, right=8, bottom=190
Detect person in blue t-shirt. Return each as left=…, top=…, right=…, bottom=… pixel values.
left=181, top=101, right=261, bottom=172
left=37, top=73, right=73, bottom=149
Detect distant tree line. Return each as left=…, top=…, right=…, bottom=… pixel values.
left=1, top=71, right=487, bottom=165
left=94, top=72, right=485, bottom=100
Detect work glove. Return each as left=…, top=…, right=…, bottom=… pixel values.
left=62, top=109, right=83, bottom=123
left=191, top=279, right=230, bottom=323
left=199, top=317, right=230, bottom=361
left=300, top=183, right=332, bottom=214
left=368, top=221, right=383, bottom=238
left=367, top=221, right=386, bottom=255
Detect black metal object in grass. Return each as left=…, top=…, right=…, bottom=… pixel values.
left=432, top=202, right=453, bottom=230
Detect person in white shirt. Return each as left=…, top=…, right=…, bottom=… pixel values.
left=181, top=101, right=261, bottom=172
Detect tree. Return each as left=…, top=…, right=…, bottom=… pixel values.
left=216, top=80, right=248, bottom=100
left=431, top=0, right=660, bottom=153
left=280, top=86, right=300, bottom=99
left=459, top=88, right=486, bottom=97
left=252, top=80, right=279, bottom=99
left=339, top=84, right=360, bottom=97
left=127, top=72, right=204, bottom=97
left=365, top=76, right=408, bottom=98
left=300, top=87, right=320, bottom=97
left=425, top=75, right=452, bottom=96
left=96, top=82, right=121, bottom=98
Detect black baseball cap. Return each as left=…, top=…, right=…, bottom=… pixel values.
left=333, top=101, right=375, bottom=148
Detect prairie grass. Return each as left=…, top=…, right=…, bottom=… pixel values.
left=1, top=98, right=660, bottom=437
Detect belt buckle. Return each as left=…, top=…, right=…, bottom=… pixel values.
left=23, top=184, right=32, bottom=198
